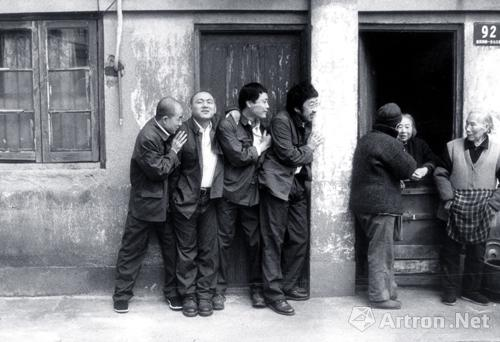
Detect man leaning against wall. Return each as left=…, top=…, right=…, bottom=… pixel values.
left=113, top=97, right=187, bottom=314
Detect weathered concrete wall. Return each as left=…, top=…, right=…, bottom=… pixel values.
left=0, top=10, right=307, bottom=296
left=463, top=13, right=500, bottom=138
left=309, top=0, right=358, bottom=297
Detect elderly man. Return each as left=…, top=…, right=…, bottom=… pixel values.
left=113, top=97, right=187, bottom=314
left=350, top=103, right=417, bottom=310
left=434, top=111, right=500, bottom=306
left=259, top=82, right=322, bottom=316
left=214, top=82, right=272, bottom=310
left=171, top=91, right=224, bottom=317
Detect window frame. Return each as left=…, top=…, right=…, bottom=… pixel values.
left=0, top=18, right=100, bottom=163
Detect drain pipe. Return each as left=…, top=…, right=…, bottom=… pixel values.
left=114, top=0, right=124, bottom=126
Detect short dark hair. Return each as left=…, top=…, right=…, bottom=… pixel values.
left=238, top=82, right=268, bottom=111
left=286, top=82, right=318, bottom=114
left=189, top=90, right=214, bottom=105
left=155, top=97, right=180, bottom=120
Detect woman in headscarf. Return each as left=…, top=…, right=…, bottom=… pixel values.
left=434, top=111, right=500, bottom=306
left=396, top=113, right=440, bottom=182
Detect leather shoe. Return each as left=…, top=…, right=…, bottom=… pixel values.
left=198, top=299, right=213, bottom=317
left=251, top=292, right=266, bottom=308
left=182, top=297, right=198, bottom=317
left=268, top=299, right=295, bottom=316
left=284, top=287, right=309, bottom=301
left=212, top=293, right=225, bottom=310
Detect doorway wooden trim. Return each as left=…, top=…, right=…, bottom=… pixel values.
left=194, top=24, right=310, bottom=92
left=358, top=23, right=464, bottom=139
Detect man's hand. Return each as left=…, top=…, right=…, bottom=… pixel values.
left=444, top=200, right=453, bottom=212
left=259, top=131, right=272, bottom=153
left=410, top=167, right=429, bottom=181
left=171, top=131, right=187, bottom=154
left=307, top=132, right=323, bottom=150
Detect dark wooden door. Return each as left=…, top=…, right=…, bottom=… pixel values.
left=357, top=26, right=463, bottom=285
left=198, top=26, right=307, bottom=290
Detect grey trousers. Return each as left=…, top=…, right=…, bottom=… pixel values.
left=355, top=213, right=398, bottom=302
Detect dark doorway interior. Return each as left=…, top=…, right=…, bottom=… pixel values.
left=359, top=30, right=455, bottom=156
left=357, top=28, right=461, bottom=286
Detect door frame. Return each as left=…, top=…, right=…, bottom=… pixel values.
left=358, top=23, right=464, bottom=139
left=194, top=24, right=310, bottom=92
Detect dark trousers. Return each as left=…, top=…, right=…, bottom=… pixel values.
left=354, top=213, right=397, bottom=302
left=260, top=177, right=309, bottom=302
left=441, top=234, right=486, bottom=293
left=113, top=213, right=177, bottom=302
left=173, top=194, right=218, bottom=301
left=217, top=198, right=262, bottom=294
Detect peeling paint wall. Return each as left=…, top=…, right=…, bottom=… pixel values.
left=463, top=14, right=500, bottom=139
left=0, top=10, right=308, bottom=296
left=309, top=0, right=358, bottom=297
left=2, top=0, right=500, bottom=297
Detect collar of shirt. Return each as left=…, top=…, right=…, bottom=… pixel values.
left=240, top=113, right=253, bottom=127
left=464, top=135, right=489, bottom=151
left=154, top=118, right=170, bottom=140
left=193, top=118, right=212, bottom=133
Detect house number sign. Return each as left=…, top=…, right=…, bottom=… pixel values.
left=474, top=23, right=500, bottom=46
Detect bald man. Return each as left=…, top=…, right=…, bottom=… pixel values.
left=170, top=91, right=224, bottom=317
left=113, top=97, right=187, bottom=314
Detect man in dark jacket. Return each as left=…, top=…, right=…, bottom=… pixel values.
left=350, top=102, right=417, bottom=310
left=113, top=97, right=187, bottom=314
left=214, top=83, right=272, bottom=310
left=170, top=91, right=224, bottom=317
left=258, top=82, right=322, bottom=316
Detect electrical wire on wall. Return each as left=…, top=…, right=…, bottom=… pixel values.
left=114, top=0, right=124, bottom=126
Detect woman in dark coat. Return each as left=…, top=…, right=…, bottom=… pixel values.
left=396, top=114, right=440, bottom=182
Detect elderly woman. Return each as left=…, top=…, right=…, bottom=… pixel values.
left=396, top=114, right=440, bottom=181
left=434, top=111, right=500, bottom=306
left=350, top=103, right=417, bottom=310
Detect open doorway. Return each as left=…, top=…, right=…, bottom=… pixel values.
left=357, top=25, right=463, bottom=286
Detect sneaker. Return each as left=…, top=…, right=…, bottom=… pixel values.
left=212, top=293, right=225, bottom=310
left=182, top=297, right=198, bottom=317
left=461, top=292, right=489, bottom=306
left=198, top=299, right=214, bottom=317
left=442, top=291, right=457, bottom=306
left=113, top=300, right=129, bottom=313
left=370, top=299, right=401, bottom=310
left=166, top=296, right=183, bottom=311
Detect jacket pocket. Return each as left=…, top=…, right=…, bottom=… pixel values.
left=139, top=181, right=164, bottom=198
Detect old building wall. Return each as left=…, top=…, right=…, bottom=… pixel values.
left=0, top=7, right=309, bottom=296
left=1, top=0, right=500, bottom=297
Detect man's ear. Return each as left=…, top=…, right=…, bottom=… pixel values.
left=294, top=107, right=301, bottom=115
left=246, top=100, right=253, bottom=109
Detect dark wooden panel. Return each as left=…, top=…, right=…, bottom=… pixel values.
left=394, top=259, right=440, bottom=274
left=200, top=32, right=303, bottom=118
left=394, top=245, right=440, bottom=260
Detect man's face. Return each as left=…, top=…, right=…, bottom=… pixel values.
left=191, top=92, right=216, bottom=122
left=163, top=105, right=184, bottom=134
left=248, top=92, right=269, bottom=120
left=465, top=113, right=488, bottom=142
left=297, top=96, right=319, bottom=123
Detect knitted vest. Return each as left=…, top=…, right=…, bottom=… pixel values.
left=448, top=138, right=500, bottom=190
